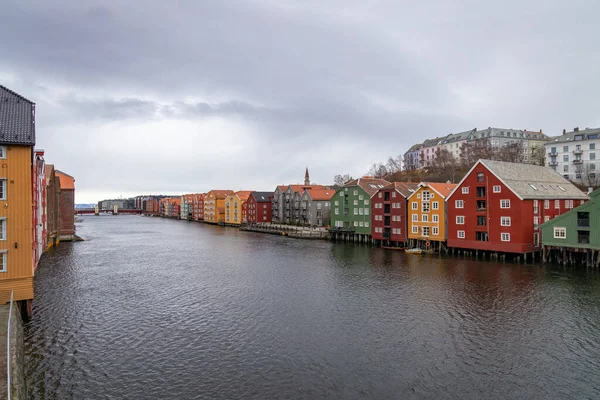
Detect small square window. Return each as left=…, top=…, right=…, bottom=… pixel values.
left=457, top=230, right=465, bottom=239
left=456, top=216, right=465, bottom=224
left=412, top=226, right=418, bottom=233
left=501, top=233, right=510, bottom=242
left=493, top=185, right=501, bottom=193
left=462, top=187, right=469, bottom=194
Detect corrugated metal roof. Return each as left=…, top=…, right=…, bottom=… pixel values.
left=383, top=182, right=419, bottom=198
left=344, top=177, right=391, bottom=196
left=252, top=191, right=273, bottom=203
left=0, top=84, right=35, bottom=146
left=481, top=160, right=587, bottom=200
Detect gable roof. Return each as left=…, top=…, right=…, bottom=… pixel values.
left=55, top=170, right=75, bottom=190
left=382, top=182, right=419, bottom=198
left=447, top=159, right=588, bottom=200
left=234, top=190, right=252, bottom=202
left=305, top=188, right=335, bottom=201
left=287, top=184, right=326, bottom=193
left=44, top=163, right=55, bottom=178
left=547, top=127, right=600, bottom=144
left=407, top=182, right=456, bottom=200
left=251, top=191, right=273, bottom=203
left=344, top=177, right=391, bottom=197
left=207, top=190, right=234, bottom=199
left=0, top=85, right=36, bottom=146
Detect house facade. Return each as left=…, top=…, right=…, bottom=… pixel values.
left=403, top=143, right=422, bottom=170
left=33, top=150, right=47, bottom=268
left=0, top=84, right=36, bottom=304
left=540, top=188, right=600, bottom=252
left=225, top=191, right=251, bottom=225
left=446, top=159, right=588, bottom=254
left=180, top=194, right=194, bottom=220
left=204, top=190, right=234, bottom=224
left=243, top=192, right=273, bottom=223
left=371, top=182, right=419, bottom=246
left=192, top=193, right=204, bottom=221
left=330, top=177, right=390, bottom=238
left=407, top=182, right=456, bottom=249
left=55, top=170, right=76, bottom=240
left=300, top=189, right=334, bottom=227
left=545, top=127, right=600, bottom=185
left=44, top=164, right=60, bottom=248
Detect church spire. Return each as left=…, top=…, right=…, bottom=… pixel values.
left=304, top=167, right=310, bottom=185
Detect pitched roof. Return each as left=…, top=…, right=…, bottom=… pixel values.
left=344, top=177, right=391, bottom=196
left=252, top=191, right=273, bottom=203
left=305, top=188, right=335, bottom=201
left=208, top=190, right=234, bottom=199
left=55, top=170, right=75, bottom=190
left=441, top=129, right=475, bottom=144
left=419, top=182, right=456, bottom=199
left=382, top=182, right=419, bottom=198
left=448, top=159, right=588, bottom=200
left=234, top=190, right=252, bottom=202
left=44, top=164, right=55, bottom=177
left=288, top=184, right=326, bottom=193
left=547, top=127, right=600, bottom=144
left=0, top=85, right=36, bottom=146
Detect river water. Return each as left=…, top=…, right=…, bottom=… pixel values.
left=25, top=215, right=600, bottom=399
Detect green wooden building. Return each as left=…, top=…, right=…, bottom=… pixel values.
left=329, top=177, right=390, bottom=242
left=540, top=188, right=599, bottom=266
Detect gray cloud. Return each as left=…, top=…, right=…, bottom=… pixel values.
left=1, top=0, right=599, bottom=202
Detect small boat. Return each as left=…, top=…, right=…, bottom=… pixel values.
left=406, top=248, right=423, bottom=254
left=381, top=246, right=405, bottom=251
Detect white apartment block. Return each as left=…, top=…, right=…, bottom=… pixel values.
left=545, top=127, right=600, bottom=185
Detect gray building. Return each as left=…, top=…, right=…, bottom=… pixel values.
left=299, top=188, right=335, bottom=226
left=545, top=127, right=600, bottom=186
left=98, top=198, right=133, bottom=210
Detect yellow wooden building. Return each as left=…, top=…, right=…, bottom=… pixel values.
left=407, top=182, right=457, bottom=250
left=0, top=85, right=36, bottom=306
left=224, top=191, right=251, bottom=226
left=204, top=190, right=234, bottom=224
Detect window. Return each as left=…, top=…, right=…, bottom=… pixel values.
left=432, top=215, right=438, bottom=222
left=457, top=230, right=465, bottom=239
left=563, top=145, right=569, bottom=152
left=544, top=216, right=550, bottom=222
left=0, top=218, right=5, bottom=240
left=577, top=212, right=590, bottom=227
left=353, top=221, right=358, bottom=227
left=364, top=200, right=369, bottom=205
left=0, top=250, right=6, bottom=272
left=563, top=165, right=569, bottom=172
left=591, top=143, right=596, bottom=150
left=353, top=209, right=358, bottom=215
left=551, top=146, right=556, bottom=153
left=359, top=208, right=363, bottom=215
left=544, top=200, right=549, bottom=209
left=477, top=172, right=484, bottom=182
left=501, top=233, right=510, bottom=242
left=563, top=155, right=569, bottom=162
left=422, top=191, right=431, bottom=201
left=422, top=214, right=428, bottom=222
left=422, top=226, right=430, bottom=236
left=335, top=201, right=339, bottom=206
left=412, top=214, right=418, bottom=221
left=455, top=200, right=464, bottom=208
left=412, top=202, right=418, bottom=210
left=501, top=216, right=511, bottom=226
left=412, top=226, right=418, bottom=233
left=392, top=192, right=396, bottom=198
left=353, top=190, right=358, bottom=195
left=432, top=202, right=438, bottom=210
left=340, top=192, right=344, bottom=197
left=554, top=200, right=560, bottom=209
left=493, top=185, right=501, bottom=193
left=364, top=208, right=369, bottom=216
left=353, top=200, right=358, bottom=206
left=0, top=147, right=5, bottom=159
left=462, top=187, right=469, bottom=194
left=553, top=227, right=566, bottom=239
left=456, top=216, right=465, bottom=224
left=0, top=179, right=5, bottom=200
left=500, top=199, right=510, bottom=208
left=359, top=195, right=363, bottom=200
left=378, top=193, right=382, bottom=198
left=566, top=199, right=573, bottom=209
left=432, top=227, right=439, bottom=235
left=534, top=216, right=540, bottom=226
left=359, top=221, right=364, bottom=227
left=578, top=230, right=590, bottom=244
left=422, top=202, right=430, bottom=212
left=591, top=153, right=596, bottom=160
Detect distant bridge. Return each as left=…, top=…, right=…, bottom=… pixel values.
left=75, top=208, right=143, bottom=215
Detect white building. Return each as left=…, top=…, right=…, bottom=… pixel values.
left=545, top=127, right=600, bottom=186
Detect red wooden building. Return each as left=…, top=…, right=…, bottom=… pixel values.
left=243, top=192, right=273, bottom=223
left=371, top=182, right=419, bottom=247
left=192, top=193, right=204, bottom=221
left=55, top=170, right=76, bottom=241
left=447, top=160, right=588, bottom=255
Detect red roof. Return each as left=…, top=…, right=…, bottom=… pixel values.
left=345, top=177, right=390, bottom=196
left=422, top=182, right=457, bottom=198
left=305, top=188, right=335, bottom=201
left=55, top=170, right=75, bottom=190
left=382, top=182, right=419, bottom=198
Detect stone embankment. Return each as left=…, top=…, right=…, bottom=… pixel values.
left=0, top=303, right=26, bottom=399
left=240, top=223, right=330, bottom=240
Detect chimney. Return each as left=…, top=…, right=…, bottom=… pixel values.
left=588, top=187, right=593, bottom=194
left=563, top=129, right=566, bottom=135
left=574, top=127, right=579, bottom=132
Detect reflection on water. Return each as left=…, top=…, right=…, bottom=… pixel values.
left=25, top=216, right=600, bottom=399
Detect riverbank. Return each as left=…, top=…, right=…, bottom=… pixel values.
left=0, top=303, right=26, bottom=399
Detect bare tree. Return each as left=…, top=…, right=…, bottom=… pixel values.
left=459, top=140, right=495, bottom=168
left=334, top=174, right=353, bottom=186
left=579, top=163, right=599, bottom=188
left=385, top=155, right=403, bottom=174
left=429, top=148, right=462, bottom=183
left=530, top=145, right=546, bottom=166
left=495, top=141, right=525, bottom=163
left=367, top=162, right=389, bottom=178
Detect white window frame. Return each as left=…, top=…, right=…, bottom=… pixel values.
left=462, top=187, right=469, bottom=194
left=554, top=200, right=560, bottom=209
left=412, top=202, right=418, bottom=210
left=0, top=218, right=5, bottom=241
left=392, top=192, right=396, bottom=198
left=457, top=230, right=465, bottom=239
left=422, top=214, right=428, bottom=222
left=412, top=226, right=418, bottom=234
left=432, top=215, right=439, bottom=222
left=0, top=179, right=6, bottom=201
left=412, top=214, right=418, bottom=221
left=456, top=216, right=465, bottom=225
left=0, top=250, right=6, bottom=272
left=553, top=227, right=566, bottom=239
left=334, top=208, right=339, bottom=215
left=500, top=216, right=511, bottom=226
left=0, top=146, right=5, bottom=159
left=364, top=208, right=369, bottom=215
left=544, top=200, right=549, bottom=209
left=455, top=200, right=464, bottom=209
left=493, top=185, right=501, bottom=193
left=365, top=222, right=369, bottom=228
left=432, top=202, right=439, bottom=210
left=501, top=233, right=510, bottom=242
left=422, top=226, right=430, bottom=237
left=432, top=226, right=439, bottom=235
left=500, top=199, right=510, bottom=209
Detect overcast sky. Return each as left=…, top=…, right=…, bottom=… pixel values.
left=2, top=1, right=599, bottom=203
